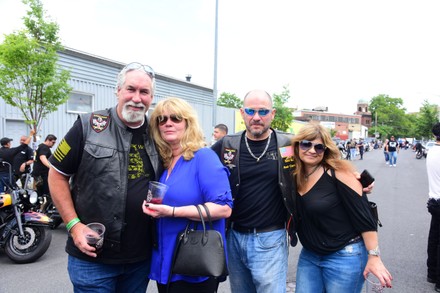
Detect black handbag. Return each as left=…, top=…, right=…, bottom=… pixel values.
left=368, top=201, right=382, bottom=227
left=170, top=204, right=228, bottom=277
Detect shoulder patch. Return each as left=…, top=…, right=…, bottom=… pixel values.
left=223, top=147, right=236, bottom=167
left=90, top=113, right=110, bottom=133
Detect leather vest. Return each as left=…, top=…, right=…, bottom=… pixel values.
left=70, top=107, right=162, bottom=252
left=217, top=130, right=298, bottom=246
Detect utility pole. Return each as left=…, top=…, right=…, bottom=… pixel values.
left=212, top=0, right=219, bottom=127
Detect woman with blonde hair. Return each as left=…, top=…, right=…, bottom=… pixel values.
left=142, top=97, right=232, bottom=293
left=292, top=122, right=392, bottom=293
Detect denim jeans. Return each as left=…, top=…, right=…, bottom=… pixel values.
left=68, top=256, right=150, bottom=293
left=0, top=172, right=11, bottom=193
left=227, top=228, right=288, bottom=293
left=350, top=148, right=356, bottom=160
left=389, top=151, right=397, bottom=165
left=295, top=241, right=367, bottom=293
left=383, top=151, right=389, bottom=162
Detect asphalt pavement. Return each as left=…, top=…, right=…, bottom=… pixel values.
left=0, top=147, right=434, bottom=292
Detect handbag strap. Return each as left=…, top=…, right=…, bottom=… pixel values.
left=200, top=204, right=214, bottom=229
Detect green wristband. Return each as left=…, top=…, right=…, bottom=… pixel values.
left=66, top=217, right=81, bottom=232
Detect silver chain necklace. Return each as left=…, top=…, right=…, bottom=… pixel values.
left=245, top=133, right=271, bottom=162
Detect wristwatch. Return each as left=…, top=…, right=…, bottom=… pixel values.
left=368, top=246, right=380, bottom=256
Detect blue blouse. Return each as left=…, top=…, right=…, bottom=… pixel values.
left=149, top=147, right=233, bottom=285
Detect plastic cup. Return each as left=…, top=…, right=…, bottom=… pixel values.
left=146, top=181, right=168, bottom=204
left=84, top=222, right=105, bottom=254
left=366, top=273, right=385, bottom=293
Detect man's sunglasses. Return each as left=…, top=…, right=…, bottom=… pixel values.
left=123, top=62, right=155, bottom=79
left=243, top=108, right=271, bottom=117
left=157, top=114, right=183, bottom=126
left=299, top=140, right=327, bottom=154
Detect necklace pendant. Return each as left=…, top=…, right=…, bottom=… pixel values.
left=257, top=158, right=260, bottom=162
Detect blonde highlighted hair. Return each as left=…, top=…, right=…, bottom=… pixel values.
left=149, top=97, right=206, bottom=168
left=291, top=122, right=355, bottom=187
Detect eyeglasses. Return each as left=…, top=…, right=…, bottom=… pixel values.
left=299, top=140, right=327, bottom=154
left=243, top=108, right=271, bottom=117
left=157, top=114, right=183, bottom=126
left=123, top=62, right=155, bottom=79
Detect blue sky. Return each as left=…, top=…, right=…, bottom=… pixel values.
left=1, top=0, right=439, bottom=115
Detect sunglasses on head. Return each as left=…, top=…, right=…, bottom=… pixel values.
left=123, top=62, right=155, bottom=79
left=299, top=140, right=327, bottom=154
left=157, top=114, right=183, bottom=126
left=243, top=108, right=271, bottom=117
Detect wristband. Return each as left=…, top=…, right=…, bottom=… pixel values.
left=172, top=207, right=175, bottom=217
left=66, top=217, right=81, bottom=232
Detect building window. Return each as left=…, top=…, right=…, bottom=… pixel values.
left=67, top=92, right=93, bottom=113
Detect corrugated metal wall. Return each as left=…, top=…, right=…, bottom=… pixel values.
left=0, top=48, right=236, bottom=146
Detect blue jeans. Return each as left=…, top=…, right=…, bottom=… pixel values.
left=296, top=241, right=367, bottom=293
left=350, top=148, right=356, bottom=160
left=383, top=151, right=389, bottom=162
left=68, top=256, right=150, bottom=293
left=389, top=151, right=397, bottom=165
left=0, top=172, right=11, bottom=193
left=227, top=228, right=288, bottom=293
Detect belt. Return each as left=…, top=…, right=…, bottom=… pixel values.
left=348, top=236, right=362, bottom=244
left=231, top=223, right=285, bottom=234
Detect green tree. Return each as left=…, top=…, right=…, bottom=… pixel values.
left=272, top=85, right=293, bottom=132
left=0, top=0, right=71, bottom=134
left=217, top=92, right=242, bottom=109
left=415, top=100, right=439, bottom=140
left=369, top=94, right=408, bottom=138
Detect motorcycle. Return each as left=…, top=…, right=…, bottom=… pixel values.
left=0, top=160, right=52, bottom=263
left=416, top=147, right=426, bottom=159
left=20, top=172, right=62, bottom=230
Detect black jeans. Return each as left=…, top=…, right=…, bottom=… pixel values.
left=427, top=198, right=440, bottom=284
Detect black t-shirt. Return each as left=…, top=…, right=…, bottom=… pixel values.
left=231, top=132, right=286, bottom=228
left=387, top=140, right=398, bottom=152
left=32, top=143, right=52, bottom=176
left=49, top=119, right=155, bottom=263
left=13, top=145, right=34, bottom=175
left=0, top=144, right=28, bottom=173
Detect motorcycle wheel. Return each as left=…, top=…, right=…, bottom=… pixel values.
left=416, top=151, right=423, bottom=159
left=5, top=226, right=52, bottom=264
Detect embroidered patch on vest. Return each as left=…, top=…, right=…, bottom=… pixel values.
left=223, top=148, right=236, bottom=166
left=91, top=114, right=110, bottom=133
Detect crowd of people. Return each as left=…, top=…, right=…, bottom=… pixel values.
left=0, top=131, right=57, bottom=195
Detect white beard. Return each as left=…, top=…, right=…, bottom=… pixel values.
left=121, top=102, right=146, bottom=124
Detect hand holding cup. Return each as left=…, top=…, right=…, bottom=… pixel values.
left=83, top=222, right=105, bottom=254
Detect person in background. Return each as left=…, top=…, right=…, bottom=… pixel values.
left=357, top=138, right=365, bottom=160
left=211, top=123, right=228, bottom=145
left=48, top=62, right=162, bottom=292
left=0, top=130, right=35, bottom=192
left=426, top=122, right=440, bottom=292
left=349, top=138, right=357, bottom=160
left=211, top=90, right=297, bottom=293
left=292, top=122, right=392, bottom=293
left=386, top=136, right=399, bottom=167
left=13, top=135, right=35, bottom=187
left=383, top=138, right=389, bottom=164
left=142, top=97, right=232, bottom=293
left=32, top=134, right=57, bottom=197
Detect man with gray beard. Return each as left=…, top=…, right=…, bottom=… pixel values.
left=48, top=63, right=163, bottom=293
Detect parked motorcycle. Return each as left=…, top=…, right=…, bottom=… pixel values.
left=0, top=160, right=52, bottom=263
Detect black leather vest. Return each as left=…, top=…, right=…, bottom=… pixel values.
left=70, top=107, right=162, bottom=251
